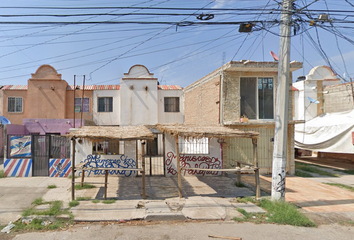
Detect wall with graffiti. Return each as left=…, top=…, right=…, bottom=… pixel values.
left=164, top=134, right=222, bottom=176
left=79, top=154, right=137, bottom=177
left=4, top=158, right=32, bottom=177
left=49, top=159, right=71, bottom=177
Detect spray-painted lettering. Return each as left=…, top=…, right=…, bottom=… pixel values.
left=80, top=154, right=136, bottom=177
left=165, top=151, right=221, bottom=176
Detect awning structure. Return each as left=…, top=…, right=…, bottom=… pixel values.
left=67, top=125, right=155, bottom=141
left=156, top=124, right=261, bottom=199
left=68, top=125, right=155, bottom=201
left=295, top=110, right=354, bottom=153
left=156, top=123, right=259, bottom=139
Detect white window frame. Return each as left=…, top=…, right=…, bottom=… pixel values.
left=179, top=137, right=209, bottom=155
left=8, top=97, right=23, bottom=113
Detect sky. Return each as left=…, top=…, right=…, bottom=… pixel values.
left=0, top=0, right=353, bottom=87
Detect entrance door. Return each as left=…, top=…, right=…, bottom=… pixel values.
left=32, top=135, right=50, bottom=176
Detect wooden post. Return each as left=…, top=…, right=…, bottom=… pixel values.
left=175, top=135, right=182, bottom=198
left=149, top=140, right=152, bottom=176
left=136, top=140, right=139, bottom=176
left=81, top=169, right=85, bottom=187
left=141, top=141, right=146, bottom=199
left=236, top=162, right=241, bottom=185
left=104, top=170, right=108, bottom=200
left=253, top=138, right=261, bottom=199
left=163, top=133, right=166, bottom=176
left=71, top=138, right=76, bottom=201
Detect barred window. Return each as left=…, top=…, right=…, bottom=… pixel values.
left=164, top=97, right=179, bottom=112
left=179, top=137, right=209, bottom=155
left=75, top=98, right=89, bottom=112
left=98, top=97, right=113, bottom=112
left=8, top=97, right=23, bottom=113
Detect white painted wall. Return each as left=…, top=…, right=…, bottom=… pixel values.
left=164, top=133, right=222, bottom=177
left=93, top=90, right=120, bottom=125
left=120, top=65, right=158, bottom=126
left=158, top=89, right=184, bottom=124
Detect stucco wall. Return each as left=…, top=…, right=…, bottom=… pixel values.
left=158, top=89, right=184, bottom=124
left=164, top=133, right=222, bottom=176
left=93, top=90, right=120, bottom=125
left=65, top=90, right=94, bottom=122
left=120, top=79, right=158, bottom=126
left=3, top=90, right=27, bottom=125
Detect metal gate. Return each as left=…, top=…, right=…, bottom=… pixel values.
left=138, top=134, right=165, bottom=176
left=32, top=135, right=50, bottom=176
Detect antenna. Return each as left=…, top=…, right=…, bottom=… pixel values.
left=270, top=51, right=279, bottom=61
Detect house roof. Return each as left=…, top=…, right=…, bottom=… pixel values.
left=156, top=124, right=259, bottom=139
left=158, top=85, right=182, bottom=90
left=2, top=85, right=28, bottom=90
left=67, top=126, right=155, bottom=141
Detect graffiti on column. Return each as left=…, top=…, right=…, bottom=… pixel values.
left=165, top=151, right=221, bottom=176
left=274, top=170, right=286, bottom=198
left=80, top=154, right=136, bottom=177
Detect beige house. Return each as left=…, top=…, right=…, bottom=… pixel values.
left=184, top=60, right=303, bottom=174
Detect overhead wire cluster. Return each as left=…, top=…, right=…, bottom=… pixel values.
left=0, top=0, right=353, bottom=85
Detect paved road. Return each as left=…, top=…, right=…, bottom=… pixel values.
left=3, top=221, right=354, bottom=240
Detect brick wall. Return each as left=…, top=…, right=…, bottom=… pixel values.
left=184, top=73, right=220, bottom=124
left=324, top=83, right=354, bottom=113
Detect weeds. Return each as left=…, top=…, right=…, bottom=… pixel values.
left=295, top=170, right=313, bottom=178
left=69, top=200, right=79, bottom=207
left=76, top=197, right=91, bottom=201
left=324, top=183, right=354, bottom=192
left=258, top=199, right=316, bottom=227
left=236, top=196, right=256, bottom=204
left=32, top=198, right=44, bottom=206
left=102, top=199, right=116, bottom=204
left=0, top=170, right=5, bottom=178
left=235, top=181, right=247, bottom=188
left=47, top=185, right=57, bottom=189
left=295, top=162, right=339, bottom=177
left=92, top=199, right=100, bottom=204
left=75, top=183, right=95, bottom=190
left=335, top=169, right=354, bottom=175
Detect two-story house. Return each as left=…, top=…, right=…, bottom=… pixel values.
left=184, top=60, right=303, bottom=174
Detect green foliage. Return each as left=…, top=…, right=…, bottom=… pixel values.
left=295, top=162, right=339, bottom=177
left=0, top=170, right=5, bottom=178
left=47, top=185, right=57, bottom=189
left=236, top=196, right=256, bottom=204
left=32, top=198, right=44, bottom=206
left=69, top=200, right=80, bottom=207
left=295, top=170, right=313, bottom=178
left=75, top=183, right=96, bottom=190
left=335, top=169, right=354, bottom=175
left=235, top=181, right=247, bottom=188
left=324, top=183, right=354, bottom=192
left=92, top=199, right=100, bottom=203
left=102, top=199, right=116, bottom=204
left=76, top=197, right=91, bottom=201
left=258, top=199, right=316, bottom=227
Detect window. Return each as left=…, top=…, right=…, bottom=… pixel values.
left=92, top=140, right=123, bottom=155
left=8, top=97, right=23, bottom=113
left=240, top=77, right=274, bottom=120
left=164, top=97, right=179, bottom=112
left=179, top=137, right=209, bottom=154
left=98, top=97, right=113, bottom=112
left=75, top=98, right=89, bottom=112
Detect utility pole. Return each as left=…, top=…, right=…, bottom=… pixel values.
left=271, top=0, right=293, bottom=201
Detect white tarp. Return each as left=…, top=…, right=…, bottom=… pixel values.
left=295, top=110, right=354, bottom=153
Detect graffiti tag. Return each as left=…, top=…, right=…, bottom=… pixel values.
left=166, top=151, right=221, bottom=176
left=80, top=154, right=136, bottom=177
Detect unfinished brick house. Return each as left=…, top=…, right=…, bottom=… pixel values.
left=184, top=60, right=302, bottom=174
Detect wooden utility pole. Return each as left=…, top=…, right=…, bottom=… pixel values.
left=271, top=0, right=293, bottom=201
